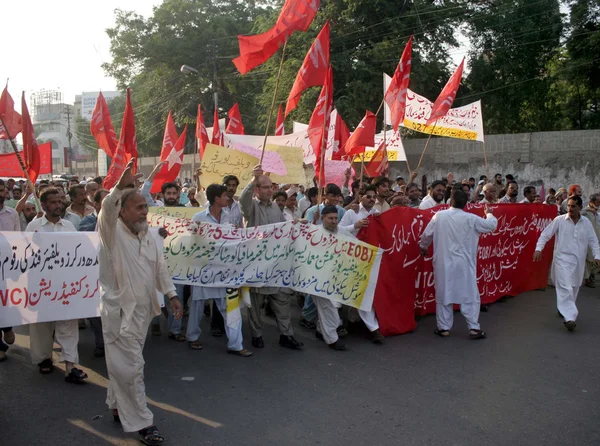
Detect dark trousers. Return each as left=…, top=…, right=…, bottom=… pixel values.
left=0, top=327, right=12, bottom=352
left=88, top=318, right=104, bottom=348
left=211, top=300, right=225, bottom=331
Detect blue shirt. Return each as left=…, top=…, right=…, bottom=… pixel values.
left=305, top=204, right=346, bottom=225
left=79, top=213, right=98, bottom=232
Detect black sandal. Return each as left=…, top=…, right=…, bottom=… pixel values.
left=112, top=409, right=121, bottom=424
left=469, top=329, right=486, bottom=339
left=434, top=329, right=450, bottom=337
left=211, top=328, right=223, bottom=337
left=139, top=425, right=165, bottom=445
left=38, top=358, right=54, bottom=374
left=64, top=367, right=88, bottom=384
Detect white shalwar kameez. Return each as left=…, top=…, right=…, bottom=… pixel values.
left=419, top=208, right=497, bottom=330
left=535, top=214, right=600, bottom=322
left=98, top=188, right=176, bottom=433
left=419, top=194, right=441, bottom=210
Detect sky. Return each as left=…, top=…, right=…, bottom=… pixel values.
left=2, top=1, right=161, bottom=111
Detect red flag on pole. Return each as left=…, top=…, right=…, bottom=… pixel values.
left=195, top=104, right=209, bottom=158
left=151, top=122, right=188, bottom=194
left=90, top=92, right=118, bottom=158
left=364, top=141, right=388, bottom=177
left=384, top=36, right=413, bottom=132
left=0, top=85, right=22, bottom=140
left=211, top=108, right=222, bottom=145
left=307, top=66, right=333, bottom=183
left=426, top=59, right=465, bottom=126
left=341, top=110, right=377, bottom=157
left=150, top=111, right=179, bottom=193
left=275, top=104, right=285, bottom=136
left=285, top=21, right=330, bottom=117
left=104, top=88, right=138, bottom=189
left=233, top=0, right=320, bottom=75
left=225, top=103, right=245, bottom=135
left=20, top=92, right=41, bottom=183
left=330, top=109, right=351, bottom=160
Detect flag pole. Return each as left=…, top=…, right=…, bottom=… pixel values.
left=316, top=82, right=329, bottom=205
left=0, top=116, right=42, bottom=210
left=482, top=141, right=489, bottom=181
left=260, top=41, right=288, bottom=164
left=414, top=122, right=438, bottom=173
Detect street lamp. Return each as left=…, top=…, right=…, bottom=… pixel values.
left=180, top=64, right=199, bottom=75
left=181, top=63, right=218, bottom=111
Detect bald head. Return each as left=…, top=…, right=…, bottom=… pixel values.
left=255, top=175, right=274, bottom=202
left=482, top=183, right=496, bottom=202
left=119, top=190, right=149, bottom=235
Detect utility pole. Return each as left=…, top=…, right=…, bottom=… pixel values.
left=212, top=42, right=219, bottom=113
left=65, top=106, right=73, bottom=174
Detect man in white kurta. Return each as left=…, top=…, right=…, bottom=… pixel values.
left=98, top=160, right=182, bottom=441
left=419, top=190, right=498, bottom=338
left=338, top=185, right=384, bottom=343
left=26, top=187, right=85, bottom=381
left=534, top=195, right=600, bottom=331
left=419, top=180, right=446, bottom=210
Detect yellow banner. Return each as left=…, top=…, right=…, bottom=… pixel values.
left=200, top=143, right=257, bottom=188
left=355, top=150, right=400, bottom=162
left=265, top=144, right=306, bottom=184
left=403, top=119, right=478, bottom=141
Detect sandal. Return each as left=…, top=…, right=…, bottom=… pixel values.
left=227, top=348, right=253, bottom=357
left=38, top=358, right=54, bottom=374
left=112, top=409, right=121, bottom=424
left=188, top=340, right=203, bottom=350
left=168, top=333, right=186, bottom=342
left=64, top=367, right=88, bottom=384
left=139, top=425, right=165, bottom=445
left=151, top=325, right=162, bottom=336
left=469, top=329, right=486, bottom=339
left=336, top=326, right=348, bottom=338
left=211, top=328, right=223, bottom=337
left=434, top=329, right=450, bottom=337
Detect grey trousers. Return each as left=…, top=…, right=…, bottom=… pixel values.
left=249, top=291, right=293, bottom=338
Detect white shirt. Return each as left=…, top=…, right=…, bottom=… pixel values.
left=499, top=195, right=517, bottom=203
left=97, top=187, right=176, bottom=343
left=339, top=204, right=378, bottom=236
left=419, top=208, right=498, bottom=305
left=0, top=205, right=20, bottom=231
left=419, top=194, right=441, bottom=210
left=283, top=206, right=301, bottom=222
left=535, top=214, right=600, bottom=288
left=298, top=197, right=313, bottom=217
left=26, top=215, right=76, bottom=232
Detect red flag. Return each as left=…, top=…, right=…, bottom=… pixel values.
left=275, top=104, right=285, bottom=136
left=151, top=123, right=188, bottom=194
left=0, top=142, right=52, bottom=177
left=342, top=110, right=377, bottom=157
left=285, top=21, right=330, bottom=117
left=426, top=59, right=465, bottom=126
left=308, top=66, right=333, bottom=183
left=20, top=92, right=40, bottom=183
left=225, top=103, right=245, bottom=135
left=195, top=104, right=209, bottom=158
left=384, top=36, right=413, bottom=132
left=330, top=109, right=351, bottom=160
left=233, top=0, right=320, bottom=74
left=150, top=111, right=178, bottom=193
left=211, top=108, right=222, bottom=145
left=104, top=88, right=138, bottom=189
left=364, top=141, right=388, bottom=177
left=90, top=92, right=118, bottom=158
left=0, top=86, right=22, bottom=140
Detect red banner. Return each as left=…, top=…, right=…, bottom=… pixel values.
left=0, top=142, right=52, bottom=178
left=358, top=204, right=556, bottom=336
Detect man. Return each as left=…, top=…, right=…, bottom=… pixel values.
left=492, top=173, right=504, bottom=196
left=53, top=188, right=81, bottom=230
left=296, top=185, right=305, bottom=202
left=405, top=183, right=422, bottom=208
left=499, top=181, right=519, bottom=203
left=5, top=186, right=22, bottom=208
left=372, top=177, right=392, bottom=213
left=67, top=184, right=95, bottom=218
left=419, top=180, right=446, bottom=210
left=239, top=164, right=303, bottom=350
left=161, top=182, right=184, bottom=207
left=582, top=194, right=600, bottom=288
left=521, top=186, right=536, bottom=204
left=222, top=174, right=243, bottom=227
left=305, top=184, right=346, bottom=225
left=311, top=205, right=351, bottom=351
left=185, top=187, right=200, bottom=207
left=98, top=159, right=182, bottom=444
left=392, top=176, right=405, bottom=193
left=25, top=188, right=87, bottom=382
left=0, top=180, right=19, bottom=362
left=480, top=183, right=497, bottom=204
left=273, top=190, right=287, bottom=213
left=85, top=181, right=100, bottom=207
left=283, top=191, right=301, bottom=222
left=419, top=189, right=497, bottom=339
left=299, top=187, right=318, bottom=217
left=560, top=184, right=582, bottom=214
left=187, top=184, right=252, bottom=357
left=534, top=195, right=600, bottom=331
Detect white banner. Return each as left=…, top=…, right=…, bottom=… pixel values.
left=149, top=215, right=383, bottom=311
left=383, top=74, right=485, bottom=142
left=0, top=232, right=101, bottom=328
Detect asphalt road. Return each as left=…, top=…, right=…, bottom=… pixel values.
left=2, top=287, right=600, bottom=446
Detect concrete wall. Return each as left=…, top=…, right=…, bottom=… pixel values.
left=393, top=129, right=600, bottom=197
left=67, top=129, right=600, bottom=197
